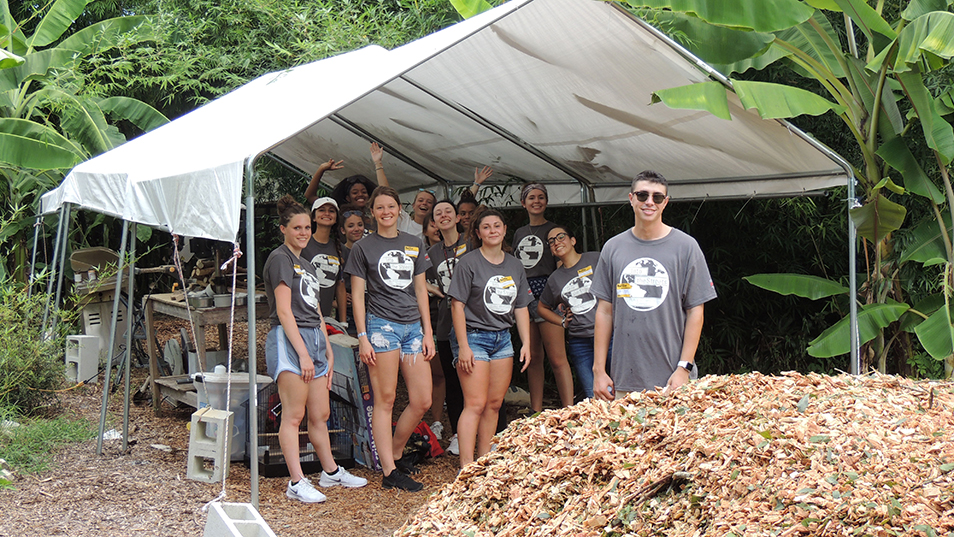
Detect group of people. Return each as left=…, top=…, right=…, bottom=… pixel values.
left=262, top=144, right=718, bottom=501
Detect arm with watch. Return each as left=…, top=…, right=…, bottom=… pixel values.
left=664, top=303, right=704, bottom=393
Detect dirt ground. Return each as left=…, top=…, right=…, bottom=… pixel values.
left=0, top=316, right=540, bottom=537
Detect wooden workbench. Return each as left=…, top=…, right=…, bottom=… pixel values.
left=144, top=292, right=268, bottom=409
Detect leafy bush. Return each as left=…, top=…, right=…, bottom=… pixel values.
left=0, top=283, right=77, bottom=415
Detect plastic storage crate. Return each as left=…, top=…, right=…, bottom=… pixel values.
left=245, top=382, right=356, bottom=477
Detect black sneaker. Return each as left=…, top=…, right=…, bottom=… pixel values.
left=382, top=470, right=423, bottom=492
left=394, top=457, right=421, bottom=475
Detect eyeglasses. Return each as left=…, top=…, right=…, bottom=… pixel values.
left=632, top=191, right=667, bottom=204
left=417, top=188, right=437, bottom=198
left=341, top=210, right=364, bottom=219
left=546, top=232, right=569, bottom=245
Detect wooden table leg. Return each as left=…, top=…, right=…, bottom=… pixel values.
left=145, top=299, right=161, bottom=410
left=196, top=324, right=208, bottom=372
left=217, top=324, right=228, bottom=352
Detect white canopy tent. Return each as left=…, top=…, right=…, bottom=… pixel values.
left=36, top=0, right=858, bottom=506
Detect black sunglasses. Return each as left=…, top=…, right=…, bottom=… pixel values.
left=546, top=232, right=569, bottom=245
left=632, top=191, right=667, bottom=204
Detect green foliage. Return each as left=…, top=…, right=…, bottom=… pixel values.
left=0, top=281, right=77, bottom=414
left=0, top=405, right=94, bottom=474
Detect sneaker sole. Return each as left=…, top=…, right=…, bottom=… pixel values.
left=318, top=479, right=368, bottom=489
left=286, top=490, right=327, bottom=503
left=382, top=482, right=423, bottom=492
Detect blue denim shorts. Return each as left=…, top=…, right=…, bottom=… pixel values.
left=265, top=325, right=328, bottom=379
left=367, top=314, right=424, bottom=356
left=450, top=328, right=513, bottom=366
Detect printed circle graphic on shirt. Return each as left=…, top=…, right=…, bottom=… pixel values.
left=618, top=257, right=669, bottom=312
left=377, top=249, right=414, bottom=290
left=515, top=235, right=545, bottom=270
left=483, top=275, right=518, bottom=315
left=308, top=253, right=340, bottom=289
left=436, top=258, right=457, bottom=292
left=561, top=276, right=597, bottom=315
left=299, top=270, right=321, bottom=310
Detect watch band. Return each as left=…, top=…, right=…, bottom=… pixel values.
left=677, top=360, right=694, bottom=372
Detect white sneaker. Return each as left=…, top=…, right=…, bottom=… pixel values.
left=318, top=467, right=368, bottom=488
left=286, top=477, right=326, bottom=503
left=447, top=434, right=459, bottom=456
left=430, top=420, right=444, bottom=440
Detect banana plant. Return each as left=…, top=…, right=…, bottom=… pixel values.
left=638, top=0, right=954, bottom=374
left=1, top=0, right=167, bottom=281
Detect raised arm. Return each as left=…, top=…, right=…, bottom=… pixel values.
left=469, top=166, right=492, bottom=197
left=370, top=142, right=389, bottom=188
left=305, top=158, right=344, bottom=204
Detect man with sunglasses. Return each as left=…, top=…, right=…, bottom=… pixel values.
left=590, top=170, right=717, bottom=400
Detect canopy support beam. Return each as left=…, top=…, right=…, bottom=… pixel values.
left=245, top=157, right=261, bottom=508
left=97, top=220, right=129, bottom=455
left=28, top=214, right=42, bottom=298
left=42, top=203, right=71, bottom=336
left=123, top=224, right=137, bottom=451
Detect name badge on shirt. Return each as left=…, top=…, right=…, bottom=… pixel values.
left=455, top=244, right=467, bottom=257
left=500, top=275, right=515, bottom=289
left=328, top=256, right=340, bottom=266
left=616, top=282, right=631, bottom=297
left=577, top=265, right=594, bottom=278
left=293, top=264, right=305, bottom=275
left=405, top=246, right=419, bottom=258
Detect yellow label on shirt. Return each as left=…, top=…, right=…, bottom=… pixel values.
left=577, top=265, right=593, bottom=278
left=329, top=256, right=340, bottom=265
left=405, top=246, right=419, bottom=257
left=500, top=275, right=514, bottom=289
left=455, top=244, right=467, bottom=257
left=616, top=282, right=631, bottom=298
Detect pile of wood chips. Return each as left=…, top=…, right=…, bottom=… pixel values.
left=396, top=372, right=954, bottom=536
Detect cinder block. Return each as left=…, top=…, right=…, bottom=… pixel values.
left=187, top=407, right=233, bottom=483
left=65, top=335, right=100, bottom=383
left=204, top=502, right=277, bottom=537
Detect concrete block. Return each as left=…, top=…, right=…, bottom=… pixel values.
left=204, top=502, right=277, bottom=537
left=66, top=335, right=100, bottom=383
left=187, top=407, right=233, bottom=483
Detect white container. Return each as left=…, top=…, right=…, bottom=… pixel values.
left=194, top=372, right=272, bottom=461
left=188, top=349, right=229, bottom=374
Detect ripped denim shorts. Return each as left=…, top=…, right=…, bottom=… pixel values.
left=366, top=313, right=424, bottom=356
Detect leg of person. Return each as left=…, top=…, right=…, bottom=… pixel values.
left=525, top=320, right=545, bottom=412
left=428, top=353, right=446, bottom=439
left=392, top=344, right=433, bottom=473
left=438, top=339, right=463, bottom=436
left=495, top=400, right=508, bottom=434
left=308, top=381, right=367, bottom=488
left=566, top=336, right=596, bottom=399
left=457, top=359, right=490, bottom=468
left=478, top=357, right=513, bottom=458
left=539, top=320, right=574, bottom=407
left=277, top=372, right=326, bottom=503
left=367, top=348, right=401, bottom=476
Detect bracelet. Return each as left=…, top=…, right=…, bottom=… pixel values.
left=356, top=332, right=367, bottom=338
left=375, top=166, right=383, bottom=171
left=472, top=182, right=480, bottom=187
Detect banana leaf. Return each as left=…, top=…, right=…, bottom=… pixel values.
left=651, top=81, right=731, bottom=120
left=849, top=192, right=906, bottom=244
left=97, top=97, right=168, bottom=132
left=876, top=137, right=944, bottom=203
left=743, top=273, right=847, bottom=299
left=0, top=118, right=82, bottom=169
left=808, top=302, right=909, bottom=358
left=624, top=0, right=814, bottom=32
left=914, top=303, right=954, bottom=360
left=896, top=71, right=954, bottom=165
left=449, top=0, right=492, bottom=19
left=0, top=48, right=22, bottom=69
left=651, top=12, right=775, bottom=66
left=900, top=211, right=951, bottom=266
left=25, top=0, right=92, bottom=49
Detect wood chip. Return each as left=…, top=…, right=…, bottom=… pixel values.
left=396, top=372, right=954, bottom=536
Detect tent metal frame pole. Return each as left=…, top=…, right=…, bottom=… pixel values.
left=245, top=157, right=260, bottom=508
left=42, top=204, right=68, bottom=333
left=97, top=220, right=129, bottom=455
left=28, top=215, right=42, bottom=298
left=49, top=205, right=73, bottom=337
left=328, top=114, right=451, bottom=197
left=123, top=223, right=137, bottom=451
left=398, top=74, right=594, bottom=192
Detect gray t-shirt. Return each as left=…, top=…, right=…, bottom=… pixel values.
left=448, top=250, right=532, bottom=332
left=300, top=236, right=342, bottom=317
left=263, top=244, right=322, bottom=328
left=427, top=236, right=470, bottom=340
left=343, top=232, right=431, bottom=324
left=539, top=251, right=602, bottom=339
left=590, top=228, right=717, bottom=392
left=512, top=222, right=558, bottom=280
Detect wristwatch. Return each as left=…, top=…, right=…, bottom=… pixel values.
left=677, top=360, right=694, bottom=372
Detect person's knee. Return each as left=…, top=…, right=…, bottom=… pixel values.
left=281, top=406, right=306, bottom=427
left=375, top=389, right=397, bottom=409
left=408, top=391, right=432, bottom=415
left=307, top=407, right=330, bottom=428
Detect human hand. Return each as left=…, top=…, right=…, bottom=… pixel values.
left=326, top=360, right=334, bottom=390
left=300, top=357, right=315, bottom=383
left=359, top=337, right=375, bottom=366
left=422, top=337, right=435, bottom=361
left=663, top=367, right=690, bottom=394
left=518, top=345, right=531, bottom=373
left=370, top=142, right=384, bottom=165
left=474, top=166, right=493, bottom=184
left=593, top=371, right=614, bottom=401
left=319, top=158, right=344, bottom=173
left=457, top=345, right=475, bottom=374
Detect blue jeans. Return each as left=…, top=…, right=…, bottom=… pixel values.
left=566, top=336, right=612, bottom=399
left=366, top=314, right=424, bottom=356
left=450, top=328, right=514, bottom=366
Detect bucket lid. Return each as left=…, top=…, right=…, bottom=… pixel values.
left=197, top=372, right=273, bottom=385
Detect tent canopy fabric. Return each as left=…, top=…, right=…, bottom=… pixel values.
left=40, top=0, right=846, bottom=243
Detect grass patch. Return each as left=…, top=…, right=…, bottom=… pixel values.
left=0, top=406, right=95, bottom=476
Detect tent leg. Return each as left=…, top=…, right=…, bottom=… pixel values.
left=49, top=205, right=73, bottom=337
left=245, top=158, right=260, bottom=508
left=97, top=221, right=129, bottom=455
left=123, top=224, right=137, bottom=451
left=27, top=215, right=42, bottom=298
left=41, top=204, right=69, bottom=335
left=848, top=176, right=859, bottom=374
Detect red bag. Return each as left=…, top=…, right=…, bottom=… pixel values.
left=412, top=421, right=444, bottom=458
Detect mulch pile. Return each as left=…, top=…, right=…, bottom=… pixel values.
left=397, top=372, right=954, bottom=536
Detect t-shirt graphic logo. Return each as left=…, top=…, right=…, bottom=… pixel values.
left=515, top=235, right=545, bottom=269
left=483, top=275, right=518, bottom=315
left=300, top=270, right=321, bottom=310
left=437, top=258, right=457, bottom=293
left=378, top=250, right=414, bottom=290
left=308, top=254, right=339, bottom=289
left=619, top=258, right=669, bottom=311
left=561, top=276, right=596, bottom=315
